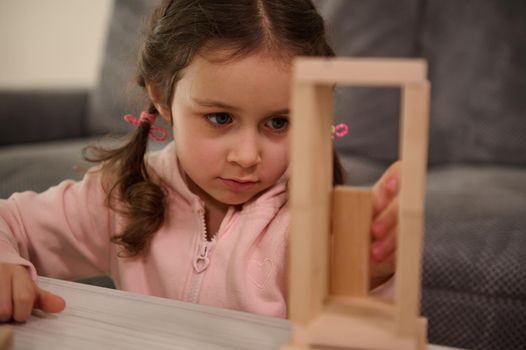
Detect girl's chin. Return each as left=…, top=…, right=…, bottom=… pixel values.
left=216, top=194, right=255, bottom=206
left=213, top=189, right=266, bottom=207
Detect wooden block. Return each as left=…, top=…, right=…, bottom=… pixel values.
left=294, top=58, right=427, bottom=86
left=292, top=299, right=426, bottom=350
left=287, top=57, right=430, bottom=350
left=281, top=346, right=311, bottom=350
left=398, top=82, right=430, bottom=214
left=394, top=212, right=425, bottom=336
left=417, top=317, right=428, bottom=350
left=395, top=82, right=430, bottom=336
left=325, top=296, right=395, bottom=319
left=330, top=186, right=372, bottom=297
left=288, top=81, right=334, bottom=325
left=293, top=308, right=418, bottom=350
left=0, top=326, right=13, bottom=350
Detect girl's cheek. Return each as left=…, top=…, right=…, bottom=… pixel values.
left=266, top=144, right=288, bottom=169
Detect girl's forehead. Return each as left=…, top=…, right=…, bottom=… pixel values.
left=195, top=45, right=294, bottom=70
left=175, top=49, right=292, bottom=111
left=182, top=49, right=293, bottom=84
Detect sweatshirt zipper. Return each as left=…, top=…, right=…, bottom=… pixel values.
left=193, top=239, right=213, bottom=273
left=187, top=208, right=216, bottom=303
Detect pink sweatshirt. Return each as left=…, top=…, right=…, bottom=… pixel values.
left=0, top=142, right=290, bottom=317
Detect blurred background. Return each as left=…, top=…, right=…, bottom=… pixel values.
left=0, top=0, right=113, bottom=90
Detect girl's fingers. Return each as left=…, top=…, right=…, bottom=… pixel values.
left=370, top=252, right=396, bottom=288
left=12, top=267, right=37, bottom=322
left=0, top=266, right=13, bottom=322
left=371, top=199, right=398, bottom=240
left=371, top=161, right=401, bottom=217
left=35, top=288, right=66, bottom=314
left=371, top=226, right=396, bottom=263
left=0, top=263, right=66, bottom=322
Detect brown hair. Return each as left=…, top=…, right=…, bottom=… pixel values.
left=86, top=0, right=345, bottom=257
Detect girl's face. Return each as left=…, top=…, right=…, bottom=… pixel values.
left=164, top=50, right=292, bottom=209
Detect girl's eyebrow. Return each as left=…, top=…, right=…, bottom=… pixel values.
left=193, top=98, right=239, bottom=111
left=271, top=109, right=289, bottom=115
left=193, top=97, right=289, bottom=115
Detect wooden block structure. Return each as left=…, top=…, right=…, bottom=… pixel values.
left=285, top=58, right=430, bottom=350
left=0, top=326, right=13, bottom=350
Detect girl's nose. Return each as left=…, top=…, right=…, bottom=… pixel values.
left=226, top=132, right=262, bottom=168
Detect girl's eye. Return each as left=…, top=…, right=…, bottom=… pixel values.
left=265, top=117, right=289, bottom=132
left=206, top=113, right=232, bottom=126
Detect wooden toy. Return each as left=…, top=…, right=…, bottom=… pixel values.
left=284, top=58, right=430, bottom=350
left=0, top=326, right=13, bottom=350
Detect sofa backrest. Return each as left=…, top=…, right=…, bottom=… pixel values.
left=315, top=0, right=422, bottom=165
left=88, top=0, right=526, bottom=166
left=421, top=0, right=526, bottom=165
left=317, top=0, right=526, bottom=166
left=86, top=0, right=160, bottom=136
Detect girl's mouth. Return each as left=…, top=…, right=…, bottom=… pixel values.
left=220, top=178, right=259, bottom=192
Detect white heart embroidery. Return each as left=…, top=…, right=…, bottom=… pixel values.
left=248, top=258, right=274, bottom=289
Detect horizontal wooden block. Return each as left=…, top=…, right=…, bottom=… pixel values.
left=292, top=306, right=425, bottom=350
left=294, top=58, right=427, bottom=86
left=325, top=296, right=395, bottom=319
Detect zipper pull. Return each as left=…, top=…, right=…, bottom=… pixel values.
left=193, top=241, right=212, bottom=273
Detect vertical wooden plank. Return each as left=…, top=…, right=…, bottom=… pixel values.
left=0, top=326, right=13, bottom=350
left=289, top=80, right=334, bottom=325
left=330, top=186, right=372, bottom=297
left=394, top=82, right=430, bottom=336
left=417, top=318, right=428, bottom=350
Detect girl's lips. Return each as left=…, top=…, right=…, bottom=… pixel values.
left=220, top=178, right=258, bottom=192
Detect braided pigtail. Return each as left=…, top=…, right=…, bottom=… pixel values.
left=83, top=103, right=167, bottom=257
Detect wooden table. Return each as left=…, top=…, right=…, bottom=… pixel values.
left=7, top=277, right=459, bottom=350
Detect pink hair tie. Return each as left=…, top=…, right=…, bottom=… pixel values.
left=332, top=123, right=349, bottom=138
left=123, top=112, right=168, bottom=142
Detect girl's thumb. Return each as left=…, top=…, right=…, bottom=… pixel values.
left=35, top=288, right=66, bottom=313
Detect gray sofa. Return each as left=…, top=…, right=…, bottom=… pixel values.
left=1, top=0, right=525, bottom=349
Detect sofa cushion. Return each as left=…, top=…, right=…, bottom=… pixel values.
left=0, top=139, right=92, bottom=198
left=0, top=136, right=170, bottom=199
left=339, top=156, right=526, bottom=349
left=422, top=164, right=526, bottom=349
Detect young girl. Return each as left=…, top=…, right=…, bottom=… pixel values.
left=0, top=0, right=400, bottom=322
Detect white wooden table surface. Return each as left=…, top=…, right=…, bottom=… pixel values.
left=8, top=277, right=459, bottom=350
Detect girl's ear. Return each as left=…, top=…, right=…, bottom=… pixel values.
left=146, top=83, right=172, bottom=124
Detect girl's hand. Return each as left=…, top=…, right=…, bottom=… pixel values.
left=0, top=263, right=65, bottom=322
left=370, top=161, right=401, bottom=289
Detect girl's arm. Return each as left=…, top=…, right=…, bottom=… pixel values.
left=0, top=167, right=114, bottom=281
